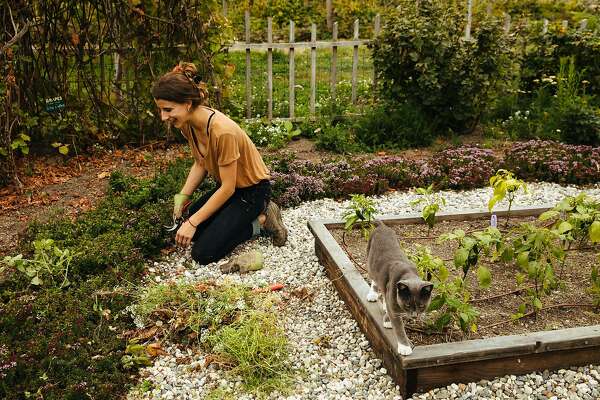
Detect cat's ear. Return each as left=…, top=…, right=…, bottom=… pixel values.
left=396, top=281, right=410, bottom=295
left=420, top=283, right=434, bottom=297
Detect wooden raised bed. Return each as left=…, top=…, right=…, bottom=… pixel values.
left=307, top=205, right=600, bottom=397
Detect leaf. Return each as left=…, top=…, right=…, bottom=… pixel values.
left=146, top=342, right=168, bottom=357
left=454, top=247, right=469, bottom=268
left=539, top=210, right=559, bottom=221
left=533, top=297, right=543, bottom=310
left=59, top=145, right=69, bottom=155
left=428, top=294, right=445, bottom=311
left=31, top=276, right=43, bottom=285
left=476, top=266, right=492, bottom=289
left=589, top=221, right=600, bottom=243
left=516, top=251, right=529, bottom=269
left=558, top=221, right=573, bottom=234
left=434, top=313, right=452, bottom=330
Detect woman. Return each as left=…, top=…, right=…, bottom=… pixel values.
left=152, top=62, right=287, bottom=265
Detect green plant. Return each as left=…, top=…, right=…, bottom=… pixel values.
left=51, top=142, right=70, bottom=155
left=371, top=0, right=512, bottom=133
left=408, top=245, right=479, bottom=333
left=120, top=340, right=153, bottom=370
left=410, top=184, right=446, bottom=233
left=488, top=169, right=527, bottom=226
left=1, top=239, right=77, bottom=288
left=509, top=223, right=563, bottom=318
left=438, top=228, right=499, bottom=287
left=9, top=133, right=30, bottom=155
left=342, top=194, right=378, bottom=239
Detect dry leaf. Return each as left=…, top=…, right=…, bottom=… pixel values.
left=97, top=171, right=110, bottom=179
left=146, top=342, right=168, bottom=357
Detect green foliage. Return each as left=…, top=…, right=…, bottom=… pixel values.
left=408, top=245, right=479, bottom=333
left=410, top=184, right=446, bottom=232
left=1, top=239, right=77, bottom=288
left=509, top=223, right=563, bottom=317
left=539, top=193, right=600, bottom=246
left=343, top=194, right=378, bottom=239
left=488, top=169, right=527, bottom=226
left=352, top=101, right=438, bottom=150
left=371, top=0, right=512, bottom=133
left=314, top=122, right=362, bottom=154
left=501, top=57, right=600, bottom=145
left=130, top=280, right=292, bottom=396
left=208, top=309, right=292, bottom=394
left=0, top=158, right=200, bottom=399
left=9, top=133, right=31, bottom=156
left=439, top=227, right=501, bottom=284
left=242, top=120, right=301, bottom=149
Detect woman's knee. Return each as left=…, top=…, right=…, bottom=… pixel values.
left=191, top=244, right=222, bottom=265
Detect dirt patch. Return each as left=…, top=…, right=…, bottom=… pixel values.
left=0, top=143, right=189, bottom=257
left=330, top=215, right=600, bottom=346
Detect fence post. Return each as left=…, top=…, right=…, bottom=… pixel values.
left=503, top=13, right=511, bottom=33
left=543, top=19, right=549, bottom=34
left=465, top=0, right=473, bottom=40
left=222, top=0, right=227, bottom=17
left=245, top=10, right=252, bottom=119
left=331, top=21, right=338, bottom=102
left=562, top=20, right=568, bottom=30
left=579, top=19, right=587, bottom=31
left=351, top=19, right=359, bottom=105
left=486, top=1, right=493, bottom=16
left=310, top=23, right=317, bottom=117
left=326, top=0, right=333, bottom=30
left=373, top=14, right=380, bottom=92
left=289, top=20, right=295, bottom=119
left=267, top=17, right=273, bottom=121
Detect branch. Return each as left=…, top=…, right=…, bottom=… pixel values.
left=1, top=21, right=31, bottom=55
left=480, top=303, right=596, bottom=330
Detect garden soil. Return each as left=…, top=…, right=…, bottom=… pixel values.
left=330, top=216, right=600, bottom=346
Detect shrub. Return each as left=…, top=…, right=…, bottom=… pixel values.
left=314, top=122, right=361, bottom=154
left=352, top=101, right=437, bottom=150
left=420, top=146, right=499, bottom=190
left=503, top=140, right=600, bottom=184
left=520, top=26, right=600, bottom=99
left=371, top=0, right=512, bottom=133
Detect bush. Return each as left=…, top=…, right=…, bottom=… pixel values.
left=503, top=140, right=600, bottom=184
left=520, top=26, right=600, bottom=99
left=371, top=0, right=512, bottom=134
left=314, top=122, right=362, bottom=154
left=353, top=101, right=437, bottom=149
left=501, top=57, right=600, bottom=145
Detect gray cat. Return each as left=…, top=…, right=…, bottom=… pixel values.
left=366, top=221, right=434, bottom=355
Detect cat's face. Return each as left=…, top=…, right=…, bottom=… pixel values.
left=395, top=280, right=434, bottom=316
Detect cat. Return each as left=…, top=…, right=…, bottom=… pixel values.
left=366, top=220, right=434, bottom=356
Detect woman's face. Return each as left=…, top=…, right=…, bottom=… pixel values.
left=155, top=99, right=191, bottom=129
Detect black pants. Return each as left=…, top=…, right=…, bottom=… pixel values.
left=188, top=180, right=271, bottom=265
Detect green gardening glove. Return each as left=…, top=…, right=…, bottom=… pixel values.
left=173, top=193, right=191, bottom=219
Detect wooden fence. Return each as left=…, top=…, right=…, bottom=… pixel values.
left=227, top=11, right=381, bottom=121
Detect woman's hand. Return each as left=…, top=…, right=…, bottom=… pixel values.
left=176, top=220, right=196, bottom=247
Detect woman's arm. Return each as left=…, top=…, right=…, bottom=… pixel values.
left=176, top=160, right=237, bottom=246
left=180, top=161, right=207, bottom=195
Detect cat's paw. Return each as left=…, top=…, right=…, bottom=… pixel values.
left=383, top=319, right=392, bottom=329
left=366, top=291, right=378, bottom=302
left=397, top=343, right=413, bottom=356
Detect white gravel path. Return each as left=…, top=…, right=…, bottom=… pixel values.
left=128, top=182, right=600, bottom=400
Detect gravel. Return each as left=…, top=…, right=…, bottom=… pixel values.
left=128, top=182, right=600, bottom=400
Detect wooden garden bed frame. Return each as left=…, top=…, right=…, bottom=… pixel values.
left=307, top=205, right=600, bottom=397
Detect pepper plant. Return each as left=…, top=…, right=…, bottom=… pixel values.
left=342, top=194, right=378, bottom=239
left=408, top=245, right=479, bottom=333
left=488, top=169, right=527, bottom=227
left=438, top=227, right=500, bottom=287
left=509, top=223, right=563, bottom=318
left=410, top=184, right=446, bottom=234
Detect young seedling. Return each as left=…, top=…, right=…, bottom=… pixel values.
left=410, top=184, right=446, bottom=235
left=408, top=245, right=479, bottom=334
left=488, top=169, right=527, bottom=227
left=342, top=194, right=378, bottom=240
